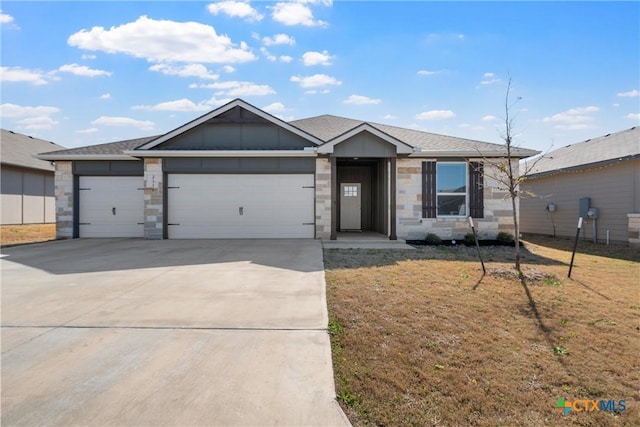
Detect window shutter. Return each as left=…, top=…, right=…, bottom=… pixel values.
left=422, top=161, right=436, bottom=218
left=469, top=162, right=484, bottom=218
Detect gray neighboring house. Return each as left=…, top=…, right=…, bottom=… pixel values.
left=36, top=99, right=538, bottom=241
left=521, top=126, right=640, bottom=247
left=1, top=129, right=66, bottom=225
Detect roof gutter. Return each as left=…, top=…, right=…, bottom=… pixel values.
left=124, top=149, right=318, bottom=158
left=33, top=154, right=139, bottom=161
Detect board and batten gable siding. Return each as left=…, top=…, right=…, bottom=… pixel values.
left=332, top=131, right=397, bottom=158
left=1, top=165, right=55, bottom=225
left=520, top=158, right=640, bottom=244
left=150, top=122, right=314, bottom=151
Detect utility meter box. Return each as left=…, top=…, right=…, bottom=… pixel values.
left=587, top=207, right=599, bottom=219
left=579, top=197, right=591, bottom=218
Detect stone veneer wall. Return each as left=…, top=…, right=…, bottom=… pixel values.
left=144, top=158, right=164, bottom=240
left=315, top=158, right=332, bottom=239
left=54, top=160, right=73, bottom=239
left=396, top=158, right=516, bottom=240
left=628, top=213, right=640, bottom=248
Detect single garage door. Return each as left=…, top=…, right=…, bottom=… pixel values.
left=79, top=176, right=144, bottom=237
left=168, top=174, right=314, bottom=238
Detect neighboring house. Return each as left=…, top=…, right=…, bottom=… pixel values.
left=36, top=99, right=538, bottom=241
left=520, top=127, right=640, bottom=247
left=1, top=129, right=66, bottom=225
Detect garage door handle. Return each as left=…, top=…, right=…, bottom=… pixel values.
left=112, top=207, right=116, bottom=215
left=239, top=206, right=244, bottom=216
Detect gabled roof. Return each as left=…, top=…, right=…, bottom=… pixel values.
left=35, top=136, right=159, bottom=161
left=526, top=127, right=639, bottom=178
left=316, top=122, right=414, bottom=154
left=1, top=129, right=65, bottom=171
left=291, top=114, right=539, bottom=158
left=137, top=98, right=323, bottom=150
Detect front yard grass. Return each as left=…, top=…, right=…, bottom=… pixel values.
left=0, top=224, right=56, bottom=247
left=324, top=236, right=639, bottom=426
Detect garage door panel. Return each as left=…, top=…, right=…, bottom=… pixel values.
left=168, top=174, right=314, bottom=239
left=79, top=177, right=144, bottom=238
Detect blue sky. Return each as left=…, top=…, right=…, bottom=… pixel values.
left=1, top=1, right=638, bottom=151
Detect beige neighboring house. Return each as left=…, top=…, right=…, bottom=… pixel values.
left=36, top=99, right=539, bottom=241
left=1, top=129, right=66, bottom=225
left=521, top=127, right=640, bottom=247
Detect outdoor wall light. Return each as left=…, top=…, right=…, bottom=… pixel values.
left=547, top=202, right=557, bottom=212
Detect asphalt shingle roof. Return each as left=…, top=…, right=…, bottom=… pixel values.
left=290, top=114, right=538, bottom=157
left=1, top=129, right=66, bottom=171
left=35, top=110, right=541, bottom=159
left=37, top=135, right=160, bottom=157
left=526, top=127, right=639, bottom=177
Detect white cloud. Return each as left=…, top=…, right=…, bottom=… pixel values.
left=302, top=50, right=333, bottom=66
left=149, top=63, right=219, bottom=80
left=383, top=114, right=397, bottom=120
left=480, top=72, right=500, bottom=85
left=222, top=65, right=235, bottom=73
left=0, top=66, right=49, bottom=85
left=0, top=103, right=60, bottom=118
left=613, top=103, right=620, bottom=108
left=58, top=63, right=112, bottom=77
left=76, top=127, right=99, bottom=134
left=100, top=93, right=111, bottom=100
left=262, top=33, right=295, bottom=46
left=91, top=116, right=155, bottom=131
left=280, top=55, right=293, bottom=63
left=625, top=113, right=640, bottom=120
left=482, top=115, right=497, bottom=122
left=343, top=95, right=381, bottom=105
left=82, top=54, right=97, bottom=60
left=543, top=106, right=599, bottom=126
left=67, top=15, right=256, bottom=64
left=260, top=47, right=277, bottom=62
left=18, top=116, right=59, bottom=131
left=617, top=89, right=639, bottom=98
left=196, top=80, right=276, bottom=96
left=304, top=89, right=330, bottom=95
left=271, top=2, right=327, bottom=27
left=207, top=1, right=263, bottom=22
left=262, top=102, right=286, bottom=114
left=133, top=98, right=211, bottom=112
left=415, top=110, right=456, bottom=120
left=290, top=73, right=341, bottom=88
left=0, top=10, right=14, bottom=24
left=417, top=70, right=438, bottom=76
left=459, top=123, right=470, bottom=128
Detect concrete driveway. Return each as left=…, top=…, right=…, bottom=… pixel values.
left=1, top=239, right=350, bottom=426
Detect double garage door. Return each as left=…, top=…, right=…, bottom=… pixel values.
left=78, top=174, right=314, bottom=238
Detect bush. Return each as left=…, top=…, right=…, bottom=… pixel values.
left=496, top=231, right=515, bottom=245
left=424, top=233, right=442, bottom=245
left=463, top=232, right=477, bottom=246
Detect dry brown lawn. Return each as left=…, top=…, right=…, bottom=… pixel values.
left=325, top=236, right=639, bottom=426
left=0, top=223, right=56, bottom=246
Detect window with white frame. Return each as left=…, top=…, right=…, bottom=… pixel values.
left=436, top=162, right=467, bottom=216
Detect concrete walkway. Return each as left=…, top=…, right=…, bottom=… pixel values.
left=1, top=239, right=350, bottom=426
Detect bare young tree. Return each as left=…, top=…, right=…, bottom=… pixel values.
left=480, top=78, right=545, bottom=275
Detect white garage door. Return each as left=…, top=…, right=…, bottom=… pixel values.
left=168, top=174, right=314, bottom=238
left=79, top=176, right=144, bottom=238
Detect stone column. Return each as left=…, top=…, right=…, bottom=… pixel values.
left=143, top=158, right=163, bottom=240
left=54, top=161, right=73, bottom=239
left=314, top=158, right=332, bottom=239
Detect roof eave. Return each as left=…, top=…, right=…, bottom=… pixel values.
left=34, top=154, right=138, bottom=161
left=124, top=149, right=317, bottom=158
